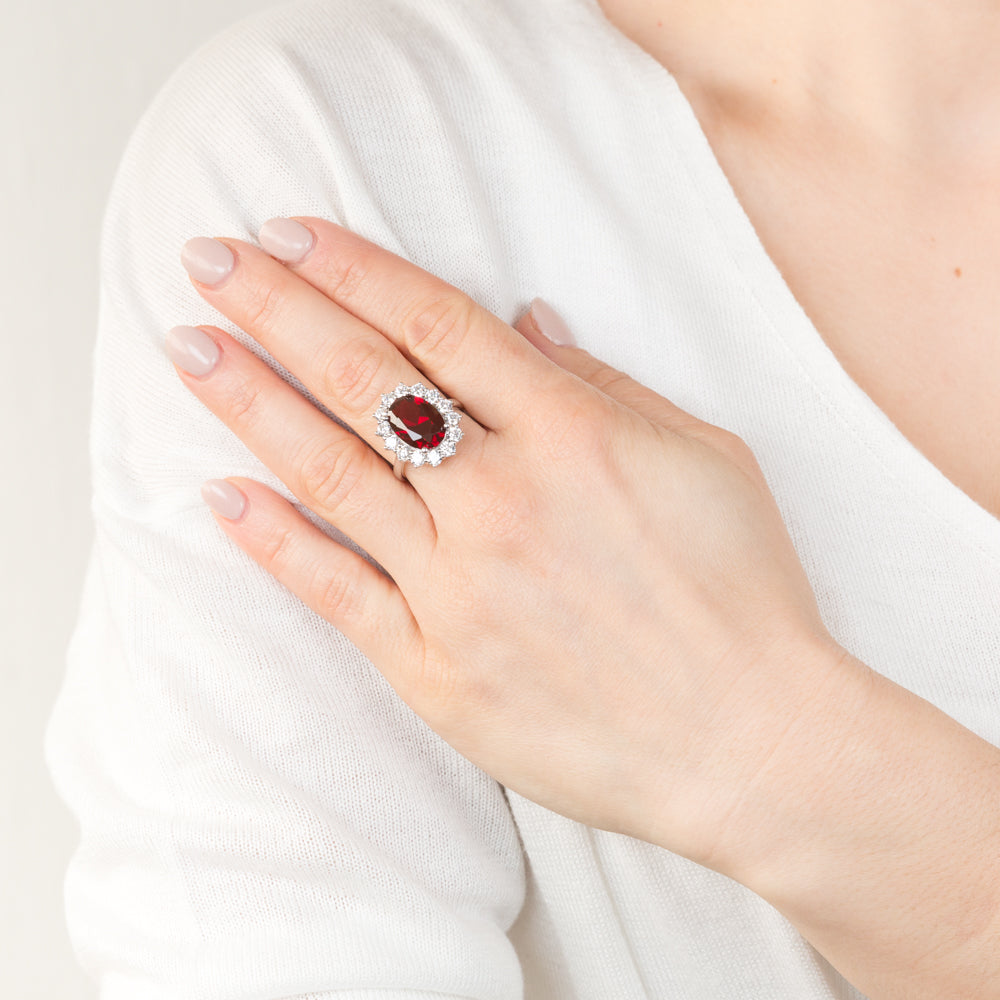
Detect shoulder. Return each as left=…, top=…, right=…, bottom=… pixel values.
left=99, top=0, right=563, bottom=315
left=93, top=0, right=554, bottom=496
left=106, top=0, right=548, bottom=239
left=142, top=0, right=538, bottom=119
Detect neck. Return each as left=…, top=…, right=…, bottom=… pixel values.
left=596, top=0, right=1000, bottom=168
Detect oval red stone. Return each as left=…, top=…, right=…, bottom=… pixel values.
left=388, top=395, right=446, bottom=450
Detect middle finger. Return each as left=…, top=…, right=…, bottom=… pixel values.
left=179, top=235, right=488, bottom=495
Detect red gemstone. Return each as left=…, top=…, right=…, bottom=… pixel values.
left=388, top=395, right=446, bottom=450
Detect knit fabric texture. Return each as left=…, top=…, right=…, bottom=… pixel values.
left=44, top=0, right=1000, bottom=996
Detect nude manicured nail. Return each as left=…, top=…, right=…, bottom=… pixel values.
left=165, top=325, right=221, bottom=377
left=529, top=297, right=576, bottom=347
left=201, top=479, right=247, bottom=520
left=258, top=217, right=315, bottom=263
left=181, top=237, right=235, bottom=286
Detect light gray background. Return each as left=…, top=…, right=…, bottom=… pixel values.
left=2, top=2, right=282, bottom=994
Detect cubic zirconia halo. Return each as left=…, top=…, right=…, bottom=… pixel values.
left=373, top=382, right=464, bottom=475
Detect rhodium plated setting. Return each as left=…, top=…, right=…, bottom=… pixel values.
left=373, top=382, right=464, bottom=479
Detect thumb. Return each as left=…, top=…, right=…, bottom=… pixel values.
left=514, top=297, right=710, bottom=436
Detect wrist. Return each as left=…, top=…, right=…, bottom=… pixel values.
left=690, top=634, right=875, bottom=887
left=717, top=647, right=1000, bottom=996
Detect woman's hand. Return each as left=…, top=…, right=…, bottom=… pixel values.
left=167, top=216, right=859, bottom=879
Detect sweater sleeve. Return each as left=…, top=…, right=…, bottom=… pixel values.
left=43, top=3, right=527, bottom=998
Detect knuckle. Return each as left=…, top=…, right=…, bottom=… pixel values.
left=242, top=280, right=286, bottom=334
left=711, top=426, right=756, bottom=463
left=225, top=375, right=267, bottom=431
left=323, top=248, right=374, bottom=306
left=719, top=428, right=754, bottom=457
left=588, top=364, right=635, bottom=399
left=297, top=436, right=365, bottom=514
left=259, top=523, right=297, bottom=579
left=399, top=292, right=475, bottom=364
left=415, top=635, right=502, bottom=730
left=463, top=477, right=539, bottom=554
left=532, top=394, right=611, bottom=466
left=313, top=566, right=357, bottom=621
left=689, top=424, right=764, bottom=477
left=407, top=648, right=465, bottom=724
left=727, top=434, right=765, bottom=479
left=320, top=339, right=388, bottom=412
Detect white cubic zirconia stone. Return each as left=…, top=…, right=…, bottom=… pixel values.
left=426, top=450, right=441, bottom=466
left=425, top=389, right=442, bottom=404
left=445, top=411, right=461, bottom=426
left=411, top=450, right=425, bottom=467
left=384, top=436, right=398, bottom=451
left=438, top=441, right=455, bottom=458
left=377, top=421, right=390, bottom=436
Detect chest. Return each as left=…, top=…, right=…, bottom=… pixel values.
left=698, top=115, right=1000, bottom=523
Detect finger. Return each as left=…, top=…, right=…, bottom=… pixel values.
left=165, top=323, right=435, bottom=583
left=256, top=216, right=574, bottom=433
left=180, top=236, right=486, bottom=491
left=514, top=300, right=709, bottom=435
left=202, top=476, right=427, bottom=706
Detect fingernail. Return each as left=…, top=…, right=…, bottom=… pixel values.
left=165, top=325, right=221, bottom=377
left=201, top=479, right=247, bottom=520
left=529, top=297, right=576, bottom=346
left=258, top=217, right=315, bottom=263
left=181, top=237, right=235, bottom=286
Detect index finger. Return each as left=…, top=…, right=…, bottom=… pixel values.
left=258, top=216, right=571, bottom=434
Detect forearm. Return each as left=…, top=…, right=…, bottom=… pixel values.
left=719, top=648, right=1000, bottom=999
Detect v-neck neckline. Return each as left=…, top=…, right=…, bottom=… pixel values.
left=573, top=0, right=1000, bottom=560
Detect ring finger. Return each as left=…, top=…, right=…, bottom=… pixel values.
left=164, top=322, right=435, bottom=582
left=179, top=236, right=489, bottom=499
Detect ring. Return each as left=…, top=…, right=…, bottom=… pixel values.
left=373, top=382, right=465, bottom=482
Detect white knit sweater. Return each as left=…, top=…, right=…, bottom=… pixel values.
left=44, top=0, right=1000, bottom=997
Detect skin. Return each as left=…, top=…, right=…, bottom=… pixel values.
left=171, top=218, right=1000, bottom=1000
left=595, top=0, right=1000, bottom=520
left=168, top=2, right=1000, bottom=991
